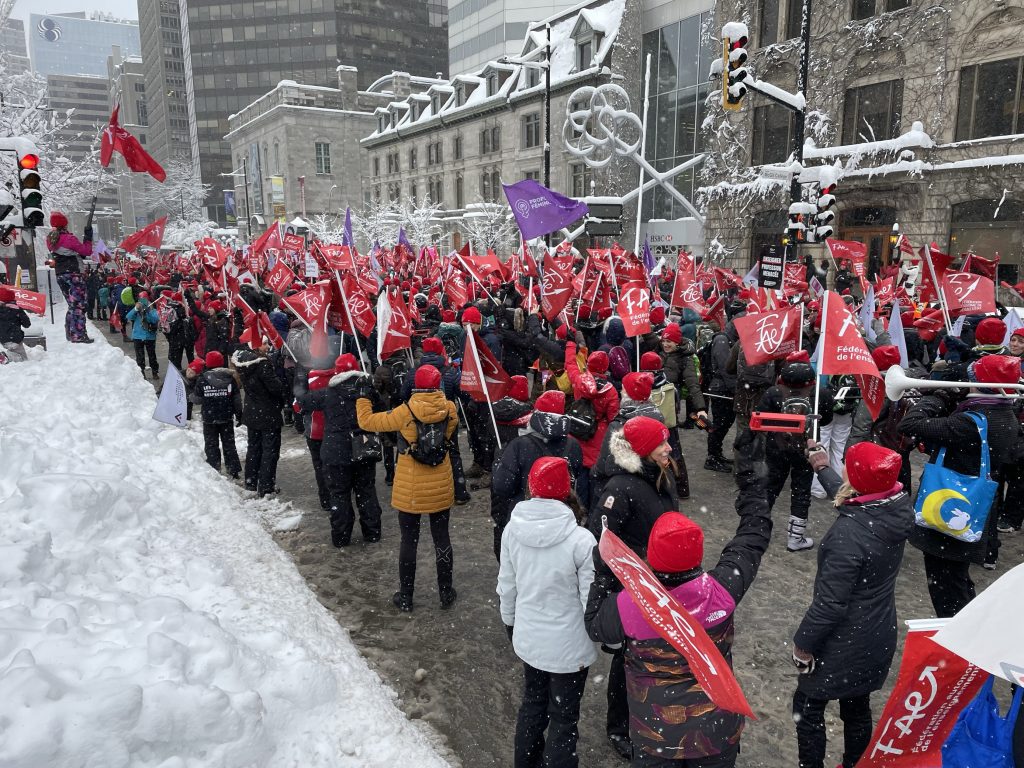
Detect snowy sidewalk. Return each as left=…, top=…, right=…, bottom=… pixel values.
left=0, top=311, right=452, bottom=767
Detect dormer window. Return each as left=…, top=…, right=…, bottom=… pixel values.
left=573, top=17, right=602, bottom=71
left=410, top=103, right=419, bottom=121
left=431, top=94, right=441, bottom=114
left=378, top=114, right=387, bottom=132
left=526, top=67, right=540, bottom=88
left=577, top=39, right=593, bottom=70
left=455, top=84, right=466, bottom=107
left=486, top=72, right=499, bottom=96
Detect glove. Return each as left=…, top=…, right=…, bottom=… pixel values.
left=356, top=376, right=374, bottom=399
left=83, top=225, right=94, bottom=243
left=792, top=647, right=816, bottom=674
left=504, top=624, right=513, bottom=642
left=805, top=441, right=829, bottom=471
left=235, top=417, right=242, bottom=427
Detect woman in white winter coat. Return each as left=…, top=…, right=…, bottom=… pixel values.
left=497, top=456, right=598, bottom=768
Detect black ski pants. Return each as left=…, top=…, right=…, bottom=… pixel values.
left=397, top=509, right=452, bottom=597
left=792, top=690, right=872, bottom=768
left=322, top=460, right=382, bottom=545
left=514, top=663, right=589, bottom=768
left=244, top=426, right=281, bottom=496
left=202, top=421, right=241, bottom=475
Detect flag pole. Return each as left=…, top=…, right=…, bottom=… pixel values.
left=922, top=244, right=953, bottom=334
left=454, top=252, right=498, bottom=305
left=633, top=53, right=653, bottom=257
left=467, top=325, right=503, bottom=452
left=335, top=269, right=368, bottom=373
left=812, top=291, right=827, bottom=443
left=574, top=251, right=591, bottom=323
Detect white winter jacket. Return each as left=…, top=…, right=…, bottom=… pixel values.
left=496, top=497, right=599, bottom=673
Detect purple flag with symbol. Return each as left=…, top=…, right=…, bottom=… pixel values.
left=502, top=178, right=589, bottom=241
left=398, top=227, right=413, bottom=253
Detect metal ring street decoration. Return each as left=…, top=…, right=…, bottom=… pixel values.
left=562, top=84, right=643, bottom=169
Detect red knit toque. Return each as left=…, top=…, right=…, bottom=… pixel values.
left=972, top=354, right=1022, bottom=394
left=661, top=323, right=683, bottom=344
left=647, top=512, right=704, bottom=572
left=334, top=353, right=358, bottom=373
left=786, top=349, right=810, bottom=363
left=414, top=364, right=442, bottom=389
left=422, top=337, right=445, bottom=355
left=508, top=375, right=529, bottom=401
left=49, top=211, right=68, bottom=228
left=975, top=317, right=1007, bottom=346
left=188, top=359, right=206, bottom=375
left=527, top=456, right=571, bottom=501
left=845, top=442, right=902, bottom=495
left=205, top=351, right=224, bottom=368
left=622, top=372, right=654, bottom=402
left=462, top=306, right=482, bottom=325
left=534, top=390, right=566, bottom=414
left=555, top=324, right=569, bottom=340
left=649, top=306, right=666, bottom=325
left=622, top=415, right=669, bottom=458
left=871, top=345, right=901, bottom=372
left=640, top=351, right=663, bottom=371
left=587, top=350, right=609, bottom=374
left=442, top=310, right=456, bottom=323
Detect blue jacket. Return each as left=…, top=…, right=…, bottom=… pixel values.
left=126, top=302, right=159, bottom=341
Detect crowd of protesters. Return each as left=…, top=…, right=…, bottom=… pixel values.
left=16, top=211, right=1024, bottom=768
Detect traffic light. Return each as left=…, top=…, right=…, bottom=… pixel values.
left=811, top=182, right=836, bottom=242
left=721, top=27, right=749, bottom=111
left=784, top=202, right=815, bottom=246
left=18, top=151, right=43, bottom=228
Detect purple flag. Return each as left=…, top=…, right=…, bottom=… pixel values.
left=398, top=227, right=413, bottom=253
left=642, top=236, right=656, bottom=290
left=342, top=206, right=354, bottom=248
left=502, top=179, right=589, bottom=241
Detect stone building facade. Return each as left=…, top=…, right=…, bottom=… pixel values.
left=702, top=0, right=1024, bottom=281
left=225, top=69, right=443, bottom=240
left=360, top=0, right=643, bottom=249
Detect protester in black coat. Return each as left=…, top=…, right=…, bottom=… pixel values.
left=232, top=346, right=285, bottom=497
left=194, top=350, right=242, bottom=478
left=898, top=355, right=1024, bottom=617
left=497, top=307, right=535, bottom=378
left=588, top=414, right=678, bottom=761
left=794, top=441, right=915, bottom=768
left=489, top=391, right=583, bottom=560
left=295, top=353, right=382, bottom=546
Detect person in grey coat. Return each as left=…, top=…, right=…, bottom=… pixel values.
left=794, top=441, right=915, bottom=768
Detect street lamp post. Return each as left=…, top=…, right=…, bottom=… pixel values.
left=221, top=159, right=252, bottom=242
left=327, top=184, right=338, bottom=221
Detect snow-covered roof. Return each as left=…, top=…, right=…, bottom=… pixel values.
left=362, top=0, right=627, bottom=143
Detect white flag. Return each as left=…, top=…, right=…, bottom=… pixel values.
left=742, top=262, right=760, bottom=286
left=950, top=314, right=966, bottom=338
left=858, top=284, right=877, bottom=342
left=1001, top=308, right=1024, bottom=346
left=887, top=301, right=909, bottom=368
left=153, top=364, right=189, bottom=428
left=932, top=563, right=1024, bottom=686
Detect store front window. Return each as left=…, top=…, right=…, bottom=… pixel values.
left=951, top=199, right=1023, bottom=285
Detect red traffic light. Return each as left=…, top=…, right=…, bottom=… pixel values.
left=730, top=36, right=748, bottom=50
left=19, top=154, right=39, bottom=170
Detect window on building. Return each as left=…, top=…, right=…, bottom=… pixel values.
left=577, top=39, right=593, bottom=71
left=524, top=170, right=541, bottom=182
left=481, top=171, right=491, bottom=202
left=314, top=142, right=331, bottom=174
left=136, top=98, right=148, bottom=126
left=751, top=104, right=796, bottom=165
left=486, top=72, right=499, bottom=96
left=570, top=163, right=593, bottom=197
left=388, top=183, right=400, bottom=202
left=522, top=113, right=541, bottom=148
left=951, top=199, right=1023, bottom=283
left=759, top=0, right=780, bottom=46
left=886, top=0, right=910, bottom=11
left=454, top=135, right=463, bottom=160
left=841, top=79, right=903, bottom=144
left=852, top=0, right=876, bottom=19
left=456, top=174, right=464, bottom=209
left=410, top=147, right=418, bottom=170
left=525, top=67, right=540, bottom=88
left=455, top=84, right=465, bottom=107
left=273, top=142, right=280, bottom=175
left=955, top=56, right=1024, bottom=141
left=431, top=94, right=441, bottom=113
left=373, top=157, right=380, bottom=176
left=378, top=115, right=387, bottom=132
left=410, top=182, right=417, bottom=200
left=491, top=170, right=501, bottom=199
left=785, top=0, right=803, bottom=40
left=492, top=126, right=501, bottom=152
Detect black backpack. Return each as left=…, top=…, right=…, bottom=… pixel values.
left=697, top=338, right=717, bottom=390
left=384, top=356, right=409, bottom=406
left=568, top=397, right=598, bottom=441
left=399, top=411, right=449, bottom=466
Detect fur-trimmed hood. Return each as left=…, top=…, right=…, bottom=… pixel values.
left=329, top=369, right=366, bottom=387
left=231, top=348, right=264, bottom=368
left=609, top=428, right=644, bottom=474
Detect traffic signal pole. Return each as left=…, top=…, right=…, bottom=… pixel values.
left=791, top=0, right=811, bottom=208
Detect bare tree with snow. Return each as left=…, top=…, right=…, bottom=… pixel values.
left=133, top=156, right=211, bottom=222
left=460, top=201, right=518, bottom=254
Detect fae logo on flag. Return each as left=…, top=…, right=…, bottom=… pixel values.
left=942, top=272, right=996, bottom=316
left=733, top=307, right=800, bottom=365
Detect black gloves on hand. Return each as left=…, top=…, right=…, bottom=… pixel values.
left=83, top=225, right=94, bottom=243
left=504, top=624, right=514, bottom=642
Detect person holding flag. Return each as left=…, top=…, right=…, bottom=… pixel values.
left=585, top=430, right=773, bottom=768
left=46, top=211, right=95, bottom=344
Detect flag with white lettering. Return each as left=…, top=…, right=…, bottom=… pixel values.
left=732, top=306, right=802, bottom=366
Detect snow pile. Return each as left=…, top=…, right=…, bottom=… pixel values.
left=0, top=315, right=451, bottom=768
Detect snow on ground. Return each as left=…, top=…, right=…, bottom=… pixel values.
left=0, top=310, right=452, bottom=768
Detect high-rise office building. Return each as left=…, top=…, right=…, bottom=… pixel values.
left=29, top=12, right=140, bottom=78
left=135, top=0, right=192, bottom=169
left=1, top=18, right=31, bottom=75
left=178, top=0, right=449, bottom=224
left=447, top=0, right=577, bottom=76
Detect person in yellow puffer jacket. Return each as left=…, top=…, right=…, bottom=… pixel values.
left=356, top=364, right=459, bottom=613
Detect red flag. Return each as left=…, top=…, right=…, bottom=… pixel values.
left=894, top=233, right=915, bottom=257
left=617, top=281, right=651, bottom=337
left=819, top=291, right=880, bottom=378
left=444, top=267, right=470, bottom=309
left=519, top=240, right=540, bottom=279
left=855, top=628, right=984, bottom=767
left=118, top=217, right=167, bottom=253
left=713, top=267, right=743, bottom=292
left=541, top=249, right=574, bottom=321
left=111, top=306, right=123, bottom=332
left=826, top=238, right=868, bottom=280
left=462, top=327, right=511, bottom=402
left=941, top=272, right=997, bottom=317
left=702, top=293, right=727, bottom=330
left=318, top=243, right=355, bottom=272
left=281, top=281, right=330, bottom=328
left=598, top=526, right=755, bottom=719
left=265, top=258, right=296, bottom=295
left=917, top=245, right=953, bottom=304
left=733, top=306, right=802, bottom=365
left=339, top=275, right=376, bottom=337
left=12, top=288, right=47, bottom=315
left=670, top=253, right=706, bottom=313
left=100, top=104, right=166, bottom=182
left=962, top=252, right=999, bottom=280
left=460, top=251, right=507, bottom=284
left=251, top=223, right=283, bottom=258
left=873, top=277, right=895, bottom=306
left=282, top=232, right=305, bottom=252
left=377, top=288, right=411, bottom=359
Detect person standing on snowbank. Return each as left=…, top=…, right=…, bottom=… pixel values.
left=46, top=211, right=94, bottom=344
left=498, top=456, right=597, bottom=768
left=355, top=365, right=459, bottom=612
left=126, top=293, right=160, bottom=379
